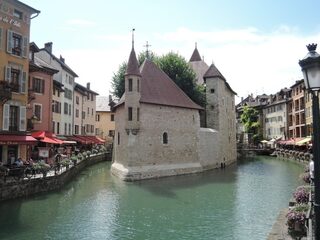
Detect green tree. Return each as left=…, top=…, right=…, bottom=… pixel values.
left=110, top=51, right=205, bottom=107
left=111, top=62, right=126, bottom=98
left=156, top=52, right=205, bottom=107
left=240, top=106, right=261, bottom=145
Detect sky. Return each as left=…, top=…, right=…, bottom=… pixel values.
left=23, top=0, right=320, bottom=103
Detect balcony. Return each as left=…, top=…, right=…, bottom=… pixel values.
left=0, top=81, right=12, bottom=103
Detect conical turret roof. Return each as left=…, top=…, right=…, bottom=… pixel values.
left=125, top=47, right=141, bottom=76
left=204, top=64, right=237, bottom=95
left=189, top=47, right=202, bottom=62
left=203, top=63, right=226, bottom=80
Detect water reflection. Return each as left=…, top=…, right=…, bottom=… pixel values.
left=0, top=157, right=303, bottom=240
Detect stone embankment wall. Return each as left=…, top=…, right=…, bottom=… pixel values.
left=0, top=152, right=111, bottom=202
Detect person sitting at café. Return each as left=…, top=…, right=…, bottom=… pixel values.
left=24, top=158, right=34, bottom=166
left=13, top=158, right=24, bottom=167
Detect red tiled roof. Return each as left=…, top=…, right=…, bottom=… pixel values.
left=125, top=48, right=141, bottom=76
left=140, top=60, right=202, bottom=110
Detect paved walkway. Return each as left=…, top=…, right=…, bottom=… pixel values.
left=267, top=209, right=307, bottom=240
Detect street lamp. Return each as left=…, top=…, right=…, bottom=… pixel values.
left=299, top=43, right=320, bottom=239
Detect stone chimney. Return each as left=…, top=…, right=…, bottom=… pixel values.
left=59, top=55, right=65, bottom=63
left=44, top=42, right=52, bottom=53
left=87, top=82, right=90, bottom=90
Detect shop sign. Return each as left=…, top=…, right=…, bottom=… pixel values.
left=39, top=147, right=49, bottom=158
left=0, top=15, right=21, bottom=27
left=0, top=141, right=18, bottom=145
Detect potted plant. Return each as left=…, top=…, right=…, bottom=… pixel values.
left=293, top=186, right=310, bottom=204
left=33, top=162, right=51, bottom=178
left=77, top=153, right=83, bottom=162
left=86, top=150, right=91, bottom=157
left=61, top=159, right=71, bottom=170
left=70, top=154, right=77, bottom=166
left=286, top=204, right=309, bottom=234
left=300, top=172, right=310, bottom=184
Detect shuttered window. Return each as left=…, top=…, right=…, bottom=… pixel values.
left=6, top=30, right=28, bottom=58
left=4, top=66, right=26, bottom=93
left=33, top=104, right=42, bottom=122
left=19, top=106, right=26, bottom=131
left=2, top=104, right=9, bottom=131
left=20, top=71, right=26, bottom=93
left=32, top=77, right=44, bottom=94
left=0, top=28, right=2, bottom=50
left=7, top=30, right=13, bottom=54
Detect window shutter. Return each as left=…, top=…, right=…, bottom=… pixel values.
left=19, top=71, right=26, bottom=93
left=0, top=28, right=2, bottom=50
left=2, top=104, right=9, bottom=131
left=22, top=36, right=28, bottom=58
left=6, top=30, right=13, bottom=53
left=5, top=66, right=11, bottom=82
left=19, top=106, right=26, bottom=131
left=42, top=79, right=45, bottom=94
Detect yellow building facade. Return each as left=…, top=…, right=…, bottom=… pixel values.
left=95, top=96, right=115, bottom=143
left=0, top=0, right=39, bottom=164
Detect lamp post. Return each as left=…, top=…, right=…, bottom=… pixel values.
left=299, top=43, right=320, bottom=239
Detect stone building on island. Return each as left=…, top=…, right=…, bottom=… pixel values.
left=111, top=43, right=236, bottom=181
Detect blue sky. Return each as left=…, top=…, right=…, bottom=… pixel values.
left=23, top=0, right=320, bottom=101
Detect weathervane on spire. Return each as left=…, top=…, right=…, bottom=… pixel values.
left=132, top=28, right=135, bottom=49
left=143, top=41, right=152, bottom=59
left=195, top=42, right=197, bottom=49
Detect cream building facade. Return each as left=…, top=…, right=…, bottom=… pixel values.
left=74, top=82, right=98, bottom=136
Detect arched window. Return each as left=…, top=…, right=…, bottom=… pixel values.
left=163, top=132, right=168, bottom=144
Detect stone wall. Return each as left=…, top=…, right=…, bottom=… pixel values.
left=206, top=76, right=237, bottom=165
left=0, top=152, right=110, bottom=202
left=197, top=128, right=220, bottom=170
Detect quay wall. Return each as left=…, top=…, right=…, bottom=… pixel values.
left=0, top=152, right=111, bottom=202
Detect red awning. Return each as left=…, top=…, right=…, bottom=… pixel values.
left=85, top=136, right=101, bottom=144
left=67, top=136, right=89, bottom=144
left=96, top=136, right=106, bottom=143
left=32, top=131, right=63, bottom=144
left=0, top=135, right=38, bottom=145
left=40, top=136, right=62, bottom=144
left=75, top=135, right=95, bottom=144
left=278, top=138, right=304, bottom=145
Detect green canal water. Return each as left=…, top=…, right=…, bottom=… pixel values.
left=0, top=156, right=303, bottom=240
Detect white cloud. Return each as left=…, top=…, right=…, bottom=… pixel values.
left=58, top=26, right=320, bottom=103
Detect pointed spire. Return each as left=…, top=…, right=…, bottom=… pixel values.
left=126, top=28, right=141, bottom=76
left=189, top=43, right=202, bottom=62
left=132, top=28, right=135, bottom=49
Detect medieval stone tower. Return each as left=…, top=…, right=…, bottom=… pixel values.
left=189, top=46, right=237, bottom=165
left=204, top=64, right=237, bottom=164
